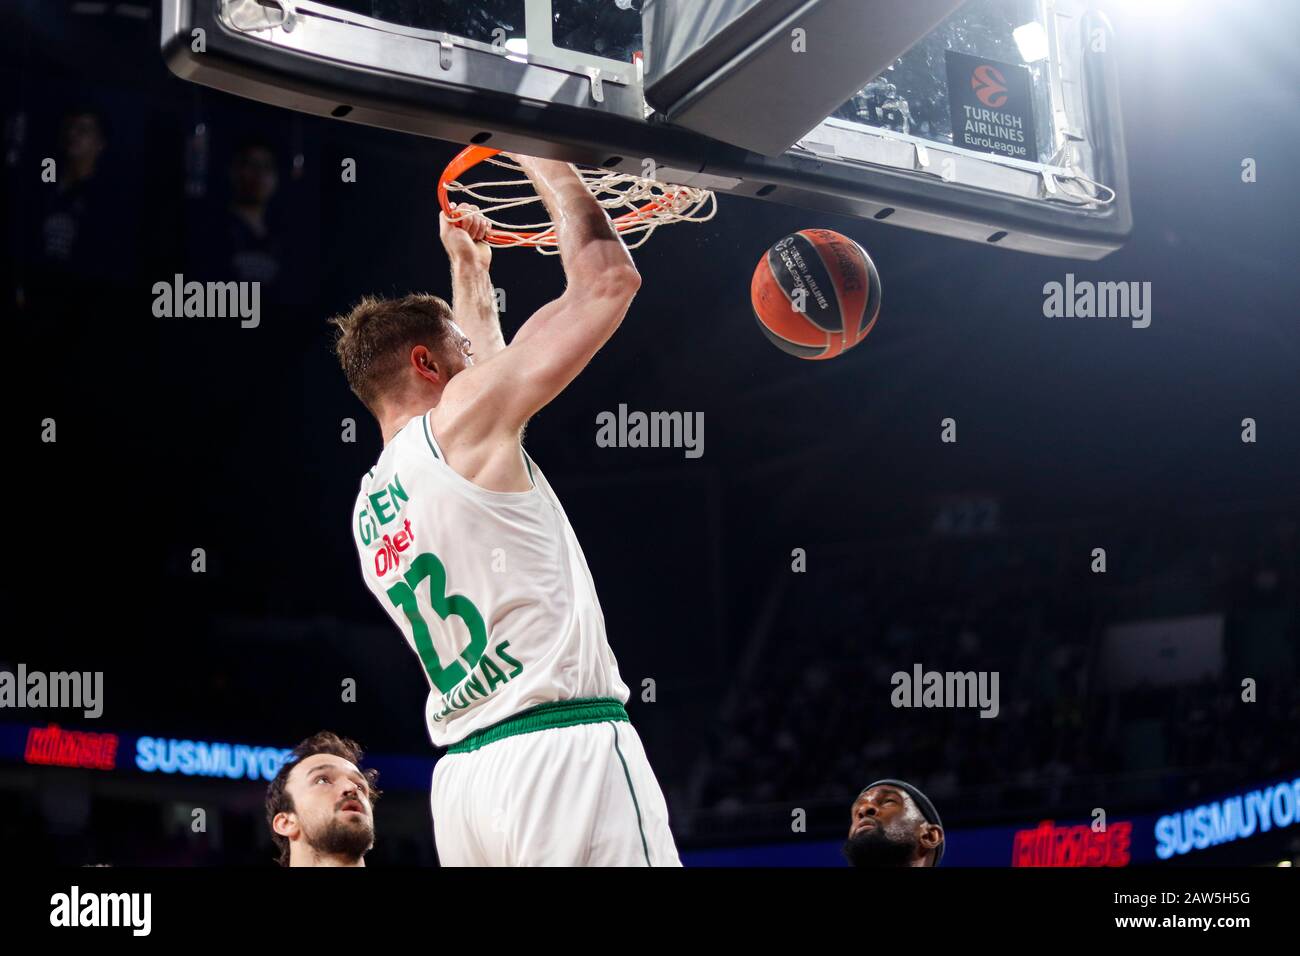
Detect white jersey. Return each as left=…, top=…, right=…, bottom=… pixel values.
left=351, top=411, right=629, bottom=747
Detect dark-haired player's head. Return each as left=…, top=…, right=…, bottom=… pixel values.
left=842, top=780, right=944, bottom=867
left=266, top=731, right=381, bottom=867
left=330, top=293, right=473, bottom=421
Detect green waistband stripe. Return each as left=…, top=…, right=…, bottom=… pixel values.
left=446, top=697, right=629, bottom=754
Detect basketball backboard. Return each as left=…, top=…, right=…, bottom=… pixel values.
left=162, top=0, right=1130, bottom=259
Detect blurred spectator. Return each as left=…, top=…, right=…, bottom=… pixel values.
left=26, top=107, right=132, bottom=309
left=187, top=136, right=287, bottom=299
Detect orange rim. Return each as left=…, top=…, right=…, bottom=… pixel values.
left=438, top=145, right=688, bottom=248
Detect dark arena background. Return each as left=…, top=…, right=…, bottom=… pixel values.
left=0, top=0, right=1297, bottom=932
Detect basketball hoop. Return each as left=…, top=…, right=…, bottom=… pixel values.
left=437, top=146, right=717, bottom=255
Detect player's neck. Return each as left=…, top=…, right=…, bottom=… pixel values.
left=379, top=400, right=437, bottom=446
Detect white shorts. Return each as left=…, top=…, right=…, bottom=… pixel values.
left=431, top=715, right=680, bottom=867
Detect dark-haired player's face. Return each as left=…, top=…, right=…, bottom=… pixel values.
left=446, top=320, right=474, bottom=373
left=284, top=754, right=375, bottom=860
left=842, top=786, right=922, bottom=866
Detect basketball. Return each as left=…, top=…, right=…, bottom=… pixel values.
left=751, top=228, right=881, bottom=360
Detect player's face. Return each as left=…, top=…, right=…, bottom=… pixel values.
left=446, top=319, right=474, bottom=371
left=843, top=786, right=939, bottom=867
left=285, top=754, right=375, bottom=856
left=847, top=785, right=911, bottom=839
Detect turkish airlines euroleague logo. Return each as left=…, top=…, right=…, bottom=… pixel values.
left=971, top=64, right=1008, bottom=108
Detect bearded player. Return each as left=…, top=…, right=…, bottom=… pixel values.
left=843, top=779, right=945, bottom=867
left=331, top=153, right=679, bottom=866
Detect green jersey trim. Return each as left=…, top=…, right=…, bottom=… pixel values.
left=445, top=697, right=628, bottom=754
left=423, top=412, right=536, bottom=491
left=421, top=413, right=441, bottom=459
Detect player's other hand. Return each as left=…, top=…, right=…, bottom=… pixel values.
left=440, top=202, right=492, bottom=270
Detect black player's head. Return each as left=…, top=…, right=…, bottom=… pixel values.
left=330, top=293, right=473, bottom=420
left=266, top=731, right=381, bottom=867
left=842, top=779, right=944, bottom=867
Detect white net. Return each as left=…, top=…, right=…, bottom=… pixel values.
left=441, top=154, right=717, bottom=254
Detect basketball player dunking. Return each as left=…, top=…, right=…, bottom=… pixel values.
left=332, top=154, right=680, bottom=866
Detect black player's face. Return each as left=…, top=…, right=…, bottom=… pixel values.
left=286, top=755, right=375, bottom=860
left=848, top=786, right=910, bottom=839
left=842, top=786, right=924, bottom=866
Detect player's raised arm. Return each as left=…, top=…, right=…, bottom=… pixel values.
left=440, top=203, right=506, bottom=362
left=436, top=155, right=641, bottom=441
